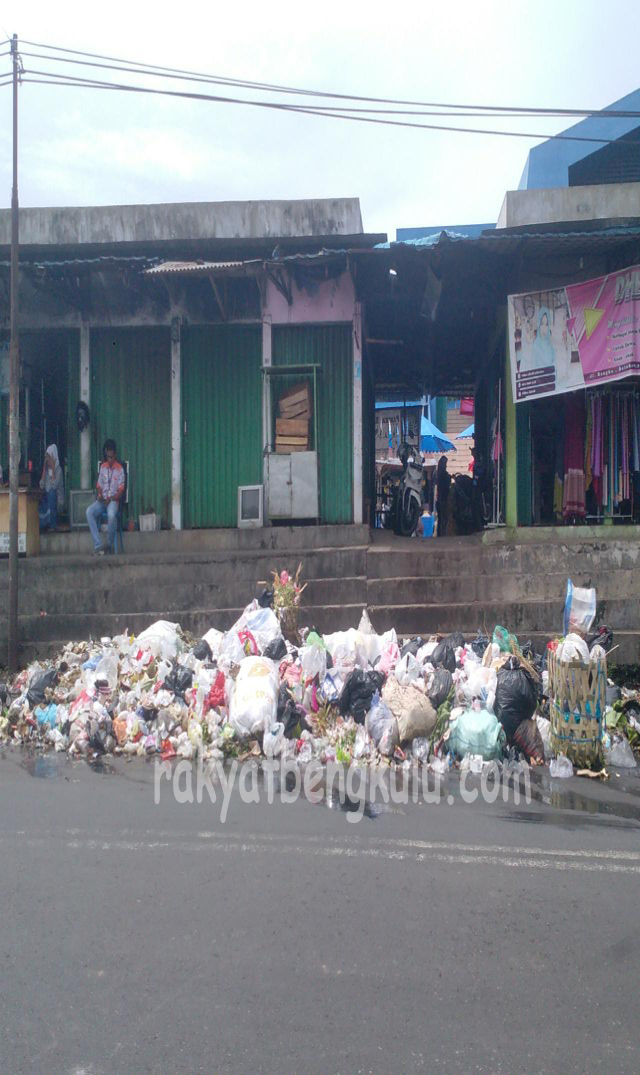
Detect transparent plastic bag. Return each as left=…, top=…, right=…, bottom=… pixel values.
left=365, top=692, right=399, bottom=757
left=563, top=579, right=596, bottom=637
left=605, top=737, right=637, bottom=769
left=549, top=754, right=573, bottom=778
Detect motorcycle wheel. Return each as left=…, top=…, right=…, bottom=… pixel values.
left=399, top=498, right=421, bottom=536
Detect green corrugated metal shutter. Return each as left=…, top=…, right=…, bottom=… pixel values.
left=181, top=324, right=262, bottom=528
left=66, top=331, right=81, bottom=490
left=272, top=324, right=353, bottom=524
left=91, top=328, right=171, bottom=525
left=516, top=401, right=532, bottom=525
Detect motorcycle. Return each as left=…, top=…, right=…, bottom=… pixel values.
left=390, top=442, right=423, bottom=536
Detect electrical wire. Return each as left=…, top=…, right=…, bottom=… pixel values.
left=18, top=51, right=640, bottom=120
left=20, top=69, right=632, bottom=145
left=18, top=36, right=640, bottom=120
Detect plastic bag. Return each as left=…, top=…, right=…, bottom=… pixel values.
left=229, top=657, right=278, bottom=737
left=263, top=722, right=285, bottom=759
left=27, top=667, right=58, bottom=707
left=412, top=737, right=430, bottom=763
left=376, top=641, right=400, bottom=677
left=300, top=641, right=328, bottom=683
left=395, top=653, right=423, bottom=687
left=549, top=754, right=573, bottom=778
left=400, top=637, right=423, bottom=659
left=448, top=708, right=506, bottom=761
left=605, top=736, right=637, bottom=769
left=512, top=718, right=544, bottom=762
left=339, top=669, right=385, bottom=724
left=558, top=633, right=590, bottom=664
left=427, top=668, right=453, bottom=710
left=495, top=657, right=538, bottom=739
left=192, top=639, right=213, bottom=662
left=136, top=621, right=182, bottom=660
left=263, top=636, right=287, bottom=661
left=492, top=625, right=517, bottom=654
left=431, top=640, right=456, bottom=673
left=563, top=579, right=596, bottom=637
left=535, top=715, right=552, bottom=760
left=382, top=678, right=436, bottom=742
left=365, top=692, right=399, bottom=757
left=470, top=630, right=490, bottom=659
left=164, top=665, right=193, bottom=697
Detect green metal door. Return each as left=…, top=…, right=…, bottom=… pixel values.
left=272, top=324, right=353, bottom=524
left=91, top=328, right=171, bottom=526
left=181, top=324, right=262, bottom=528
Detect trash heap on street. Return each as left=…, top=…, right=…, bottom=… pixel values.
left=1, top=570, right=638, bottom=776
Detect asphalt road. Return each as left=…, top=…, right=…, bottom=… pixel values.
left=1, top=749, right=640, bottom=1074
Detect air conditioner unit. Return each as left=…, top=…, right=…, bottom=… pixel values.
left=237, top=484, right=264, bottom=529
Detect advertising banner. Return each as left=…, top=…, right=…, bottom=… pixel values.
left=508, top=264, right=640, bottom=403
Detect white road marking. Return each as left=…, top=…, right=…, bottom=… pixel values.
left=2, top=829, right=640, bottom=874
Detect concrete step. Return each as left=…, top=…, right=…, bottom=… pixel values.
left=2, top=547, right=368, bottom=594
left=366, top=569, right=640, bottom=607
left=17, top=575, right=368, bottom=616
left=40, top=523, right=371, bottom=557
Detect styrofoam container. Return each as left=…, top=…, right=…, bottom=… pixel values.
left=139, top=513, right=161, bottom=532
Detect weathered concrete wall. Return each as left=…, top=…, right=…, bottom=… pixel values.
left=496, top=182, right=640, bottom=229
left=265, top=270, right=356, bottom=325
left=0, top=198, right=364, bottom=248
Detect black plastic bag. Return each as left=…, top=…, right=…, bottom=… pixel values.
left=258, top=588, right=274, bottom=609
left=431, top=640, right=456, bottom=673
left=588, top=625, right=614, bottom=653
left=264, top=636, right=287, bottom=661
left=428, top=667, right=453, bottom=710
left=192, top=639, right=212, bottom=662
left=495, top=656, right=538, bottom=739
left=164, top=666, right=193, bottom=697
left=401, top=637, right=423, bottom=659
left=27, top=668, right=58, bottom=707
left=512, top=718, right=544, bottom=762
left=470, top=631, right=490, bottom=659
left=338, top=669, right=385, bottom=724
left=445, top=631, right=465, bottom=650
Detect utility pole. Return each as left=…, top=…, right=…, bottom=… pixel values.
left=8, top=34, right=19, bottom=671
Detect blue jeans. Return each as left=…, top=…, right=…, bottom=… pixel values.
left=39, top=488, right=58, bottom=531
left=87, top=498, right=118, bottom=550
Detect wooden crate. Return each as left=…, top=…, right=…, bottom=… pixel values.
left=548, top=648, right=606, bottom=767
left=279, top=382, right=311, bottom=414
left=276, top=417, right=309, bottom=438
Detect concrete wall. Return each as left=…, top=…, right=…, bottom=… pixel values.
left=0, top=198, right=364, bottom=248
left=265, top=270, right=356, bottom=325
left=496, top=181, right=640, bottom=229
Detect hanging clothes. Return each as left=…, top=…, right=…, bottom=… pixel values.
left=563, top=393, right=586, bottom=519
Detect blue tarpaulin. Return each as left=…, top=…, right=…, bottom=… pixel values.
left=420, top=414, right=455, bottom=453
left=457, top=423, right=475, bottom=439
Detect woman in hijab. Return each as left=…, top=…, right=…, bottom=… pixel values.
left=436, top=455, right=451, bottom=537
left=532, top=306, right=556, bottom=370
left=39, top=444, right=64, bottom=530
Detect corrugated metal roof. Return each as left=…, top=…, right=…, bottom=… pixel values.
left=144, top=259, right=260, bottom=276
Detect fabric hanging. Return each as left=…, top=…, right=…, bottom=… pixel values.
left=563, top=393, right=586, bottom=519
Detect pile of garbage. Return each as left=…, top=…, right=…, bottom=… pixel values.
left=1, top=576, right=638, bottom=776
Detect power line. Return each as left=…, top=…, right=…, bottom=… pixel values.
left=20, top=69, right=633, bottom=145
left=19, top=36, right=640, bottom=120
left=19, top=51, right=640, bottom=121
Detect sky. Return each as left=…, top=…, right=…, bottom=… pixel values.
left=0, top=0, right=639, bottom=239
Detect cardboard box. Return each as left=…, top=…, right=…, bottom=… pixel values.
left=276, top=417, right=309, bottom=437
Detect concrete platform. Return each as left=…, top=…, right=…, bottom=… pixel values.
left=2, top=524, right=640, bottom=665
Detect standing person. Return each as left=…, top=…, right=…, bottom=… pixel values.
left=436, top=455, right=451, bottom=537
left=39, top=444, right=64, bottom=531
left=86, top=439, right=125, bottom=555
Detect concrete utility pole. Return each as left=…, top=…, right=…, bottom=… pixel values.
left=8, top=34, right=20, bottom=671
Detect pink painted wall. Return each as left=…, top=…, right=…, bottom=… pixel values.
left=265, top=269, right=356, bottom=324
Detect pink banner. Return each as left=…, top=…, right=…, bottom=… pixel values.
left=508, top=264, right=640, bottom=403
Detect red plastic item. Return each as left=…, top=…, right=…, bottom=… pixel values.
left=203, top=671, right=226, bottom=713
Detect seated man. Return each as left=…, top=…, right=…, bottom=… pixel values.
left=86, top=439, right=125, bottom=555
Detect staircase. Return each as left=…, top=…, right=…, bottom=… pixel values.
left=2, top=525, right=639, bottom=666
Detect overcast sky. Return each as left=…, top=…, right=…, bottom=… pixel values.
left=0, top=0, right=639, bottom=239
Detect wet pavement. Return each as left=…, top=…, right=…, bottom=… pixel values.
left=1, top=747, right=640, bottom=1073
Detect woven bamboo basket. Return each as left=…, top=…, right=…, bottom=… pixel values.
left=276, top=604, right=300, bottom=645
left=548, top=648, right=606, bottom=767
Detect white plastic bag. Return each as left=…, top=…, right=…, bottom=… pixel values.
left=535, top=715, right=552, bottom=760
left=229, top=656, right=278, bottom=737
left=300, top=642, right=328, bottom=683
left=395, top=653, right=422, bottom=687
left=136, top=620, right=182, bottom=661
left=365, top=692, right=399, bottom=757
left=563, top=579, right=596, bottom=636
left=263, top=722, right=285, bottom=759
left=558, top=632, right=590, bottom=664
left=202, top=628, right=224, bottom=657
left=549, top=754, right=573, bottom=778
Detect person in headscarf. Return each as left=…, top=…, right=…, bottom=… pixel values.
left=532, top=306, right=556, bottom=370
left=39, top=444, right=64, bottom=530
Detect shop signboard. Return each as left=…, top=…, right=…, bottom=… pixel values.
left=508, top=264, right=640, bottom=403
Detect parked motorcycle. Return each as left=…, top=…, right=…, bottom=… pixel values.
left=390, top=442, right=423, bottom=536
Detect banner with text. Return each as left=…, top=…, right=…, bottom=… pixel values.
left=508, top=264, right=640, bottom=403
